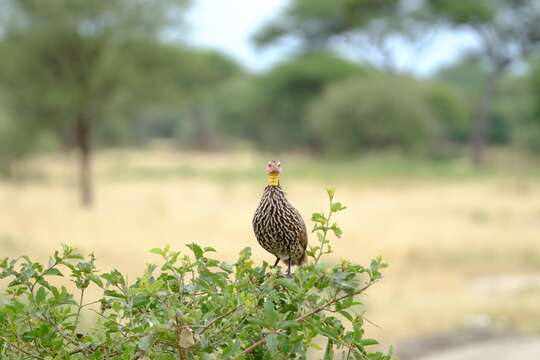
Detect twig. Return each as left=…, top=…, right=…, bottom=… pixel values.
left=87, top=309, right=129, bottom=336
left=69, top=344, right=94, bottom=355
left=363, top=315, right=381, bottom=329
left=26, top=311, right=41, bottom=352
left=72, top=288, right=85, bottom=335
left=236, top=338, right=266, bottom=358
left=29, top=259, right=59, bottom=294
left=80, top=300, right=102, bottom=308
left=198, top=305, right=241, bottom=336
left=315, top=198, right=333, bottom=264
left=174, top=314, right=188, bottom=360
left=235, top=280, right=377, bottom=358
left=130, top=349, right=146, bottom=360
left=1, top=338, right=44, bottom=360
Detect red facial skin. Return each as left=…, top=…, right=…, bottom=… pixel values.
left=267, top=160, right=281, bottom=174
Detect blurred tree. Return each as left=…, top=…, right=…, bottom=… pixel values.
left=0, top=0, right=190, bottom=207
left=307, top=76, right=442, bottom=155
left=436, top=55, right=486, bottom=97
left=423, top=0, right=540, bottom=165
left=98, top=44, right=241, bottom=149
left=253, top=0, right=426, bottom=72
left=493, top=74, right=533, bottom=146
left=422, top=80, right=471, bottom=144
left=212, top=52, right=364, bottom=150
left=438, top=55, right=540, bottom=150
left=534, top=59, right=540, bottom=121
left=169, top=49, right=241, bottom=150
left=209, top=75, right=262, bottom=146
left=510, top=60, right=540, bottom=152
left=0, top=97, right=51, bottom=176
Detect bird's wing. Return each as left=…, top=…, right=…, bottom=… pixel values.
left=296, top=209, right=308, bottom=250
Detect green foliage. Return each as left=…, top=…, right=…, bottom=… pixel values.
left=513, top=59, right=540, bottom=153
left=307, top=75, right=442, bottom=155
left=213, top=52, right=364, bottom=149
left=436, top=55, right=487, bottom=97
left=426, top=0, right=495, bottom=24
left=533, top=59, right=540, bottom=120
left=422, top=81, right=471, bottom=143
left=0, top=0, right=190, bottom=128
left=254, top=0, right=421, bottom=72
left=425, top=0, right=540, bottom=163
left=254, top=0, right=399, bottom=47
left=0, top=189, right=392, bottom=359
left=98, top=43, right=241, bottom=148
left=437, top=56, right=539, bottom=147
left=0, top=97, right=60, bottom=176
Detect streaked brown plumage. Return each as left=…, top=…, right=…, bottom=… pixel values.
left=252, top=160, right=308, bottom=275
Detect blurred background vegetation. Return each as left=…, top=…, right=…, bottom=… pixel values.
left=0, top=0, right=539, bottom=205
left=1, top=0, right=540, bottom=356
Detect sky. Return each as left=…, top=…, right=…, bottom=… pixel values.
left=185, top=0, right=481, bottom=77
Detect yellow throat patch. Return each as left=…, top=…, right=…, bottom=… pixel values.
left=268, top=173, right=279, bottom=186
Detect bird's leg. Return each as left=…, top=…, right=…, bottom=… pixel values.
left=286, top=258, right=292, bottom=277
left=264, top=257, right=281, bottom=278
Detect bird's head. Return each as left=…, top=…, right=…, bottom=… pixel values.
left=266, top=160, right=281, bottom=175
left=267, top=160, right=281, bottom=186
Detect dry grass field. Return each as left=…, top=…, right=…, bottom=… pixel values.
left=1, top=149, right=540, bottom=347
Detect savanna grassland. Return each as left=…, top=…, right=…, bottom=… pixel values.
left=1, top=149, right=540, bottom=346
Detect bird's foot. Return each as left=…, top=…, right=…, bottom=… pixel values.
left=286, top=258, right=292, bottom=278
left=265, top=266, right=281, bottom=278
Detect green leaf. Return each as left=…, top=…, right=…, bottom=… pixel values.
left=274, top=278, right=300, bottom=293
left=311, top=212, right=327, bottom=224
left=187, top=243, right=204, bottom=259
left=331, top=202, right=346, bottom=212
left=204, top=246, right=216, bottom=253
left=221, top=339, right=241, bottom=358
left=266, top=334, right=278, bottom=357
left=43, top=268, right=63, bottom=277
left=330, top=224, right=342, bottom=238
left=323, top=338, right=334, bottom=360
left=88, top=274, right=103, bottom=288
left=359, top=338, right=379, bottom=346
left=150, top=248, right=163, bottom=256
left=132, top=295, right=149, bottom=308
left=138, top=335, right=152, bottom=351
left=104, top=290, right=125, bottom=299
left=264, top=298, right=278, bottom=327
left=339, top=310, right=354, bottom=321
left=35, top=287, right=46, bottom=304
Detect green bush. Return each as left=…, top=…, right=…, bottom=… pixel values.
left=307, top=76, right=441, bottom=155
left=0, top=105, right=59, bottom=177
left=519, top=60, right=540, bottom=153
left=0, top=188, right=392, bottom=359
left=422, top=81, right=470, bottom=143
left=212, top=52, right=365, bottom=149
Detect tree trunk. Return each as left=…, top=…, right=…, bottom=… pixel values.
left=191, top=105, right=214, bottom=150
left=471, top=68, right=501, bottom=167
left=75, top=113, right=93, bottom=207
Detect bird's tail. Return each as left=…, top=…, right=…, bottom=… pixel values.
left=291, top=251, right=307, bottom=266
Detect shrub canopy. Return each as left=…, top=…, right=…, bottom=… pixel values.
left=0, top=188, right=392, bottom=359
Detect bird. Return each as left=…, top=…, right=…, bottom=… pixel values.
left=252, top=160, right=308, bottom=276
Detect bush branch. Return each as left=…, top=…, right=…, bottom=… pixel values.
left=236, top=279, right=377, bottom=358
left=198, top=305, right=241, bottom=336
